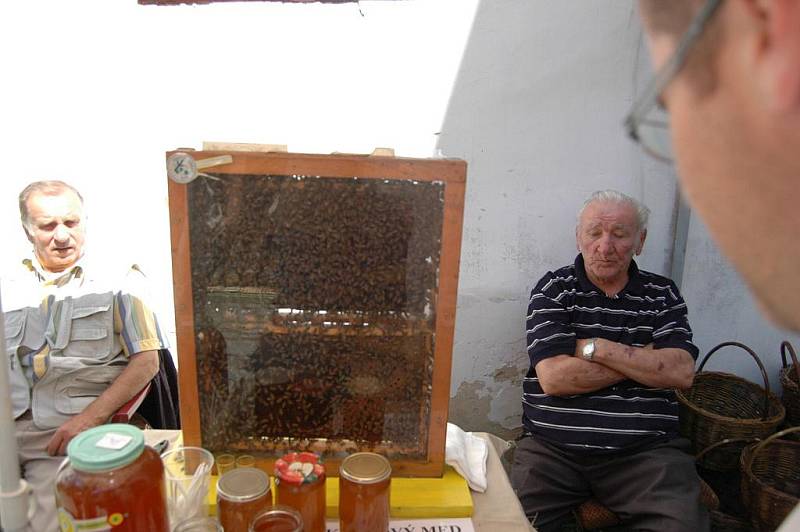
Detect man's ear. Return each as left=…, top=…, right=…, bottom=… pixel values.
left=636, top=229, right=647, bottom=255
left=23, top=224, right=33, bottom=244
left=744, top=0, right=800, bottom=112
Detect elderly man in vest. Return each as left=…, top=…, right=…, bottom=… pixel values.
left=512, top=190, right=707, bottom=531
left=3, top=180, right=165, bottom=531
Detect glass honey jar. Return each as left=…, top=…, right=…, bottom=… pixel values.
left=249, top=505, right=303, bottom=532
left=217, top=467, right=272, bottom=532
left=274, top=451, right=326, bottom=532
left=338, top=452, right=391, bottom=532
left=55, top=424, right=170, bottom=531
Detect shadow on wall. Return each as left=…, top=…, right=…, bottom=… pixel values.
left=435, top=1, right=681, bottom=438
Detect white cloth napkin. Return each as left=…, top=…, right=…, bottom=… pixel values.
left=445, top=422, right=489, bottom=493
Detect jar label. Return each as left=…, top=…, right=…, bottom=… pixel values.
left=95, top=433, right=133, bottom=450
left=59, top=508, right=126, bottom=531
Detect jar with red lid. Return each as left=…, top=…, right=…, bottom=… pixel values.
left=55, top=424, right=170, bottom=531
left=339, top=452, right=391, bottom=532
left=274, top=451, right=326, bottom=532
left=217, top=467, right=272, bottom=532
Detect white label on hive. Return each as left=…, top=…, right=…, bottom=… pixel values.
left=95, top=433, right=133, bottom=450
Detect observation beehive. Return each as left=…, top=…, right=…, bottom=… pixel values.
left=168, top=150, right=466, bottom=476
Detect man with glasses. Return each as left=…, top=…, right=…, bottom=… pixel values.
left=631, top=1, right=800, bottom=528
left=630, top=0, right=800, bottom=332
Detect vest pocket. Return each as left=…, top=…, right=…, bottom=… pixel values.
left=53, top=366, right=121, bottom=415
left=59, top=298, right=113, bottom=359
left=4, top=310, right=25, bottom=352
left=5, top=310, right=31, bottom=417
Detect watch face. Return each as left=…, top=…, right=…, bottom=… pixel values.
left=167, top=152, right=198, bottom=184
left=583, top=341, right=594, bottom=359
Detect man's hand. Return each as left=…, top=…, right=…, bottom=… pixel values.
left=47, top=410, right=106, bottom=456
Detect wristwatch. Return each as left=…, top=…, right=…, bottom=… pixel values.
left=582, top=339, right=597, bottom=361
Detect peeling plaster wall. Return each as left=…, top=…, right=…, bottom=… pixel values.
left=437, top=0, right=680, bottom=438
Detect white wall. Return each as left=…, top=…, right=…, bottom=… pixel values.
left=0, top=0, right=479, bottom=358
left=1, top=0, right=793, bottom=438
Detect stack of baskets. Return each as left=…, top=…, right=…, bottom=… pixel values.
left=677, top=342, right=785, bottom=470
left=695, top=439, right=755, bottom=532
left=740, top=427, right=800, bottom=531
left=677, top=341, right=789, bottom=531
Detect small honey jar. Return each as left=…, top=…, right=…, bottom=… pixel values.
left=217, top=467, right=272, bottom=532
left=338, top=452, right=391, bottom=532
left=274, top=452, right=326, bottom=532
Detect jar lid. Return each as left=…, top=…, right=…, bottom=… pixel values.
left=217, top=467, right=270, bottom=502
left=275, top=452, right=325, bottom=485
left=339, top=452, right=391, bottom=484
left=66, top=424, right=145, bottom=473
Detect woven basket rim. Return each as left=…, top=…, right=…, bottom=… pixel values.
left=744, top=466, right=800, bottom=507
left=742, top=437, right=800, bottom=510
left=780, top=365, right=800, bottom=389
left=676, top=371, right=785, bottom=425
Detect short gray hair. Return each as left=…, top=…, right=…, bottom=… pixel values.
left=19, top=180, right=84, bottom=228
left=577, top=190, right=650, bottom=233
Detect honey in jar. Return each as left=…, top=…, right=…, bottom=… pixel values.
left=55, top=424, right=170, bottom=531
left=274, top=451, right=326, bottom=532
left=249, top=505, right=303, bottom=532
left=339, top=452, right=391, bottom=532
left=217, top=467, right=272, bottom=532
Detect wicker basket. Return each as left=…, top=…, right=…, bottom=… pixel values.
left=740, top=427, right=800, bottom=531
left=696, top=439, right=756, bottom=532
left=780, top=341, right=800, bottom=426
left=677, top=341, right=785, bottom=471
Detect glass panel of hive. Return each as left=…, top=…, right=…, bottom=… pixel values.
left=188, top=173, right=444, bottom=461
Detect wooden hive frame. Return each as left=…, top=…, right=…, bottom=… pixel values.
left=167, top=150, right=466, bottom=476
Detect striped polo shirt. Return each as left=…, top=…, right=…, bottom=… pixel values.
left=523, top=254, right=698, bottom=454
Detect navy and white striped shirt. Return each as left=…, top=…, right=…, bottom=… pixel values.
left=523, top=254, right=698, bottom=454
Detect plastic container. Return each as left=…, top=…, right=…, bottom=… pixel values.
left=339, top=452, right=391, bottom=532
left=217, top=467, right=272, bottom=532
left=249, top=505, right=303, bottom=532
left=55, top=424, right=170, bottom=531
left=274, top=451, right=326, bottom=532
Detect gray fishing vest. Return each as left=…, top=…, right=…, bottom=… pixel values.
left=5, top=291, right=126, bottom=429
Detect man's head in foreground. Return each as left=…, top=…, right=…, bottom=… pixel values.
left=634, top=0, right=800, bottom=330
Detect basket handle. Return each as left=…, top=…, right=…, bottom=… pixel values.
left=780, top=341, right=800, bottom=385
left=694, top=437, right=761, bottom=463
left=697, top=341, right=770, bottom=420
left=745, top=426, right=800, bottom=471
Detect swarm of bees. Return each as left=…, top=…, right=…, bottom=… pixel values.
left=188, top=173, right=443, bottom=459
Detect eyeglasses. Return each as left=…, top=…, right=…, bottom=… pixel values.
left=624, top=0, right=723, bottom=162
